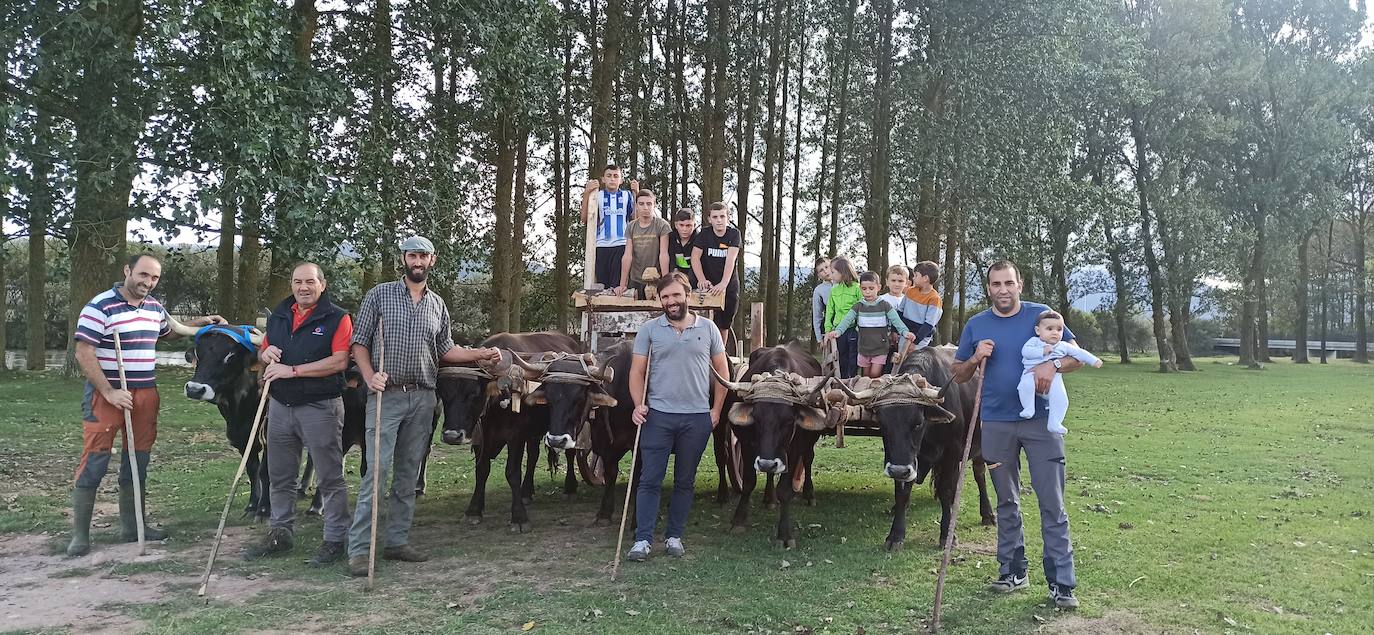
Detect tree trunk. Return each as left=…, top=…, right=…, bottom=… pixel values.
left=866, top=0, right=895, bottom=274
left=1096, top=222, right=1130, bottom=362
left=699, top=0, right=730, bottom=204
left=237, top=197, right=262, bottom=324
left=66, top=0, right=143, bottom=375
left=1354, top=206, right=1368, bottom=363
left=827, top=0, right=859, bottom=258
left=589, top=0, right=625, bottom=173
left=1238, top=210, right=1264, bottom=369
left=1319, top=218, right=1332, bottom=363
left=490, top=114, right=517, bottom=335
left=1169, top=298, right=1195, bottom=371
left=759, top=0, right=786, bottom=343
left=938, top=202, right=959, bottom=344
left=957, top=251, right=967, bottom=337
left=1293, top=229, right=1313, bottom=363
left=733, top=5, right=763, bottom=321
left=1256, top=245, right=1272, bottom=363
left=1050, top=219, right=1071, bottom=322
left=785, top=28, right=806, bottom=342
left=1129, top=115, right=1176, bottom=372
left=26, top=111, right=54, bottom=369
left=554, top=4, right=574, bottom=333
left=914, top=19, right=947, bottom=262
left=811, top=28, right=836, bottom=268
left=216, top=173, right=238, bottom=318
left=509, top=129, right=530, bottom=331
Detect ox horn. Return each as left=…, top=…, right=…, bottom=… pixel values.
left=710, top=367, right=753, bottom=395
left=833, top=377, right=878, bottom=404
left=165, top=313, right=201, bottom=338
left=247, top=328, right=264, bottom=347
left=803, top=376, right=833, bottom=404
left=511, top=352, right=551, bottom=379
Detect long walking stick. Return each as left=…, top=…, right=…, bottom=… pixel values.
left=198, top=379, right=273, bottom=599
left=931, top=358, right=988, bottom=632
left=111, top=332, right=146, bottom=555
left=367, top=319, right=385, bottom=590
left=611, top=348, right=650, bottom=581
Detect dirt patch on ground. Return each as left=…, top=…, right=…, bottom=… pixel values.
left=1040, top=610, right=1158, bottom=634
left=0, top=529, right=295, bottom=633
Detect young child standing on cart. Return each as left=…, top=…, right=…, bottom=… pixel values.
left=824, top=271, right=917, bottom=379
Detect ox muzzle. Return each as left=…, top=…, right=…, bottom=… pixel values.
left=754, top=457, right=786, bottom=475
left=544, top=433, right=576, bottom=450
left=884, top=462, right=918, bottom=483
left=184, top=381, right=216, bottom=402
left=441, top=428, right=471, bottom=445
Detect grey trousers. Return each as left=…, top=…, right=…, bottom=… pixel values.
left=981, top=418, right=1077, bottom=589
left=268, top=397, right=349, bottom=542
left=347, top=389, right=436, bottom=558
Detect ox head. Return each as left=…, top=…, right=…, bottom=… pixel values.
left=436, top=366, right=491, bottom=445
left=715, top=370, right=830, bottom=475
left=183, top=324, right=263, bottom=403
left=834, top=375, right=955, bottom=483
left=510, top=353, right=616, bottom=451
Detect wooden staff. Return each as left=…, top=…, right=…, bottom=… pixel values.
left=931, top=357, right=988, bottom=631
left=198, top=379, right=273, bottom=600
left=111, top=331, right=146, bottom=555
left=611, top=347, right=651, bottom=581
left=368, top=318, right=385, bottom=589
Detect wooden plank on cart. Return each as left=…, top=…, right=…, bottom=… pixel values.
left=749, top=302, right=765, bottom=353
left=588, top=310, right=660, bottom=335
left=573, top=291, right=723, bottom=310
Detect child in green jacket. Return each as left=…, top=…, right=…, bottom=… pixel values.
left=825, top=256, right=862, bottom=378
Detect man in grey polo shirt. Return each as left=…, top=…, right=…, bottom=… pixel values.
left=627, top=271, right=729, bottom=561
left=347, top=236, right=500, bottom=577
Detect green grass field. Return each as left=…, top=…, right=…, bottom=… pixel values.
left=1, top=357, right=1371, bottom=634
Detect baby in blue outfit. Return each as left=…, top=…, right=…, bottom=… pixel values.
left=1019, top=310, right=1103, bottom=434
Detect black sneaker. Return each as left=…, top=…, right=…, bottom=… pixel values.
left=308, top=540, right=345, bottom=567
left=989, top=571, right=1028, bottom=593
left=243, top=527, right=293, bottom=560
left=1048, top=583, right=1080, bottom=609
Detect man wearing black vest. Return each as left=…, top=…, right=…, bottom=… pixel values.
left=244, top=262, right=354, bottom=566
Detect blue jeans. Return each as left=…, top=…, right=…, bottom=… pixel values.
left=634, top=410, right=713, bottom=543
left=837, top=328, right=860, bottom=379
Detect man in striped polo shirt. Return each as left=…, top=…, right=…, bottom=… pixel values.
left=67, top=254, right=224, bottom=556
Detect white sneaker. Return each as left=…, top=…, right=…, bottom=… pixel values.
left=627, top=540, right=651, bottom=561
left=665, top=537, right=685, bottom=557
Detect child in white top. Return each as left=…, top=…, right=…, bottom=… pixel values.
left=1019, top=310, right=1103, bottom=435
left=879, top=264, right=908, bottom=311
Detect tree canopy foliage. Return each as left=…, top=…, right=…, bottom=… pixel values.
left=3, top=0, right=1372, bottom=369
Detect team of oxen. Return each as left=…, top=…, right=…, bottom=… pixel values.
left=180, top=327, right=993, bottom=552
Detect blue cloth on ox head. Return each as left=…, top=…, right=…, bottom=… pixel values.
left=195, top=324, right=257, bottom=352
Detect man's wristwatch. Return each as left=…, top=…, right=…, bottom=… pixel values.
left=1052, top=359, right=1062, bottom=370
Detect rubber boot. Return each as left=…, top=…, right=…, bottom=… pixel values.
left=120, top=486, right=169, bottom=542
left=67, top=487, right=97, bottom=557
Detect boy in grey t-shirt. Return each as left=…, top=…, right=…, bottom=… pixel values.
left=626, top=272, right=729, bottom=562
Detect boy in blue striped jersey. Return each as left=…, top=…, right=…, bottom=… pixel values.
left=580, top=164, right=640, bottom=290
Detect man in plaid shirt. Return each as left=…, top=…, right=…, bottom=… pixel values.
left=347, top=236, right=500, bottom=577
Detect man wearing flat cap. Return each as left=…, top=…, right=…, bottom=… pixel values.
left=346, top=236, right=501, bottom=576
